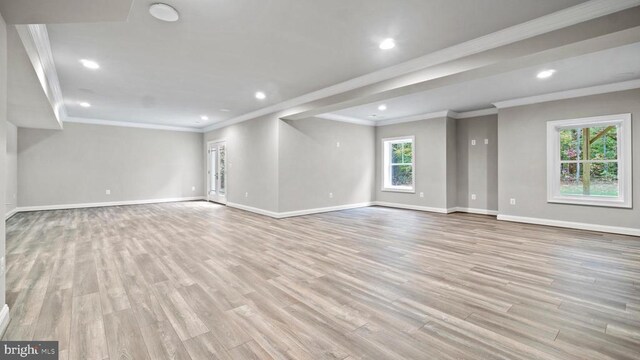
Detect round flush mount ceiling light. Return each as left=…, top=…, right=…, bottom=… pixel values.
left=537, top=69, right=556, bottom=79
left=79, top=59, right=99, bottom=70
left=255, top=91, right=266, bottom=100
left=149, top=3, right=180, bottom=22
left=378, top=104, right=387, bottom=111
left=379, top=38, right=396, bottom=50
left=79, top=102, right=91, bottom=108
left=201, top=115, right=209, bottom=121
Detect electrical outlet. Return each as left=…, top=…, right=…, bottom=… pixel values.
left=419, top=192, right=424, bottom=198
left=245, top=192, right=249, bottom=198
left=471, top=194, right=477, bottom=200
left=329, top=192, right=333, bottom=198
left=105, top=189, right=111, bottom=195
left=484, top=139, right=489, bottom=144
left=510, top=198, right=516, bottom=205
left=191, top=186, right=196, bottom=191
left=471, top=139, right=476, bottom=146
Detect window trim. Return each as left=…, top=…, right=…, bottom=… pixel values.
left=546, top=113, right=632, bottom=208
left=381, top=136, right=416, bottom=193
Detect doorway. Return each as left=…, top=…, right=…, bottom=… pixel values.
left=207, top=141, right=227, bottom=204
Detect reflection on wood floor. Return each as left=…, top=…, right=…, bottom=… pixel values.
left=3, top=201, right=640, bottom=359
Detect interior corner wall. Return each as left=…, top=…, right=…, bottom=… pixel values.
left=445, top=117, right=457, bottom=209
left=498, top=88, right=640, bottom=230
left=18, top=122, right=204, bottom=208
left=375, top=117, right=450, bottom=210
left=204, top=114, right=279, bottom=213
left=0, top=11, right=8, bottom=314
left=5, top=121, right=16, bottom=215
left=277, top=117, right=375, bottom=213
left=456, top=114, right=498, bottom=211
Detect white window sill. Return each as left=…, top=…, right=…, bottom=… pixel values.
left=548, top=196, right=631, bottom=209
left=381, top=188, right=415, bottom=194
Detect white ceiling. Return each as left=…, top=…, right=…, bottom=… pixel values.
left=45, top=0, right=588, bottom=128
left=326, top=42, right=640, bottom=121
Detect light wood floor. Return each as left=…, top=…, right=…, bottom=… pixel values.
left=3, top=201, right=640, bottom=359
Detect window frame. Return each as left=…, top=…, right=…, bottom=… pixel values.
left=546, top=113, right=632, bottom=208
left=382, top=136, right=416, bottom=193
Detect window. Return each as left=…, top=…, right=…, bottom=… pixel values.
left=547, top=114, right=632, bottom=208
left=382, top=136, right=415, bottom=192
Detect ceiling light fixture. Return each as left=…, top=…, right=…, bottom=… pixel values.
left=378, top=104, right=387, bottom=111
left=537, top=69, right=556, bottom=79
left=149, top=3, right=180, bottom=22
left=79, top=102, right=91, bottom=108
left=201, top=115, right=209, bottom=121
left=379, top=38, right=396, bottom=50
left=255, top=91, right=266, bottom=100
left=79, top=59, right=100, bottom=70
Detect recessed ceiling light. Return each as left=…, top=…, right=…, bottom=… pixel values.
left=79, top=102, right=91, bottom=108
left=537, top=69, right=556, bottom=79
left=378, top=104, right=387, bottom=111
left=255, top=91, right=266, bottom=100
left=149, top=3, right=180, bottom=22
left=379, top=38, right=396, bottom=50
left=79, top=59, right=99, bottom=70
left=201, top=115, right=209, bottom=121
left=220, top=109, right=231, bottom=112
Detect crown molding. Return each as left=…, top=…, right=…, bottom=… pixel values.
left=452, top=108, right=498, bottom=119
left=65, top=117, right=204, bottom=133
left=375, top=111, right=452, bottom=126
left=493, top=79, right=640, bottom=109
left=15, top=24, right=66, bottom=129
left=314, top=114, right=376, bottom=126
left=207, top=0, right=640, bottom=131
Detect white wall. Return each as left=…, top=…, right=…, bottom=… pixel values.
left=204, top=114, right=280, bottom=212
left=0, top=10, right=8, bottom=328
left=498, top=89, right=640, bottom=230
left=374, top=116, right=454, bottom=210
left=5, top=121, right=16, bottom=216
left=456, top=115, right=498, bottom=211
left=18, top=122, right=204, bottom=207
left=278, top=118, right=375, bottom=212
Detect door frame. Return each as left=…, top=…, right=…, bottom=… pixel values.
left=206, top=139, right=228, bottom=205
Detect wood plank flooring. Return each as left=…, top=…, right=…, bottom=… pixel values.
left=3, top=201, right=640, bottom=359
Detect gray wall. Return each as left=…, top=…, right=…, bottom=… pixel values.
left=278, top=118, right=375, bottom=212
left=446, top=117, right=457, bottom=209
left=5, top=121, right=15, bottom=214
left=498, top=89, right=640, bottom=229
left=375, top=117, right=451, bottom=209
left=18, top=122, right=204, bottom=207
left=456, top=115, right=498, bottom=211
left=204, top=114, right=279, bottom=212
left=0, top=11, right=7, bottom=312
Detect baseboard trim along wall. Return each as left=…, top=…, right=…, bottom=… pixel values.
left=497, top=214, right=640, bottom=237
left=0, top=304, right=10, bottom=338
left=5, top=208, right=18, bottom=220
left=11, top=197, right=205, bottom=214
left=373, top=201, right=452, bottom=214
left=227, top=202, right=373, bottom=219
left=454, top=207, right=499, bottom=216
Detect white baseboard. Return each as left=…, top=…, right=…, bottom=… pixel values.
left=278, top=202, right=373, bottom=218
left=13, top=197, right=205, bottom=213
left=373, top=201, right=451, bottom=214
left=226, top=202, right=280, bottom=218
left=227, top=201, right=373, bottom=219
left=497, top=214, right=640, bottom=237
left=454, top=207, right=499, bottom=216
left=5, top=207, right=18, bottom=220
left=0, top=304, right=10, bottom=337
